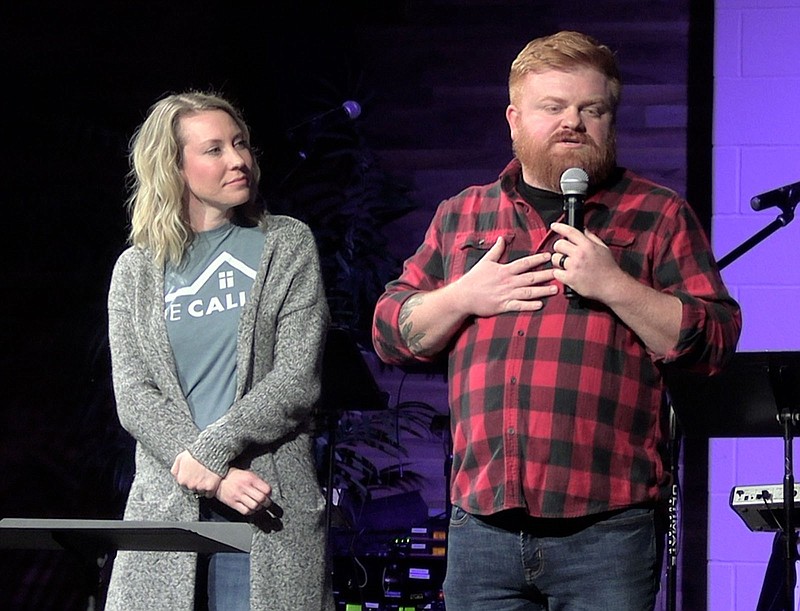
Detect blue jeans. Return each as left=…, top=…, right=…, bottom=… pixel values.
left=207, top=551, right=250, bottom=611
left=197, top=499, right=251, bottom=611
left=443, top=506, right=659, bottom=611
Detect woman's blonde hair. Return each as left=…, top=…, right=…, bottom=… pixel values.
left=126, top=91, right=263, bottom=266
left=509, top=31, right=621, bottom=113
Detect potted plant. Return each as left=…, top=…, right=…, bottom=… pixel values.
left=266, top=96, right=441, bottom=530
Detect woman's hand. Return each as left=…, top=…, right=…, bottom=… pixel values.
left=170, top=450, right=222, bottom=498
left=215, top=468, right=273, bottom=516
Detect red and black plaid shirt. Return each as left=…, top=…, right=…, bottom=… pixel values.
left=373, top=159, right=741, bottom=518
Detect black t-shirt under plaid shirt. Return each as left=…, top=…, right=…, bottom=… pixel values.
left=372, top=159, right=741, bottom=519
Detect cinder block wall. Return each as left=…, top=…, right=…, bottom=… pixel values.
left=711, top=1, right=800, bottom=609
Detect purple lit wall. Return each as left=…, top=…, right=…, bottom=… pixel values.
left=712, top=1, right=800, bottom=608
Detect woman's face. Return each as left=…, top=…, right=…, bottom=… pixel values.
left=179, top=109, right=254, bottom=231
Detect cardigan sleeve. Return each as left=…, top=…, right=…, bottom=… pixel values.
left=187, top=219, right=330, bottom=474
left=107, top=248, right=201, bottom=469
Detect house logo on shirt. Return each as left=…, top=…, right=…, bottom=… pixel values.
left=164, top=252, right=257, bottom=321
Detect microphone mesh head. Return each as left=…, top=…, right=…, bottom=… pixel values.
left=560, top=168, right=589, bottom=195
left=342, top=100, right=362, bottom=120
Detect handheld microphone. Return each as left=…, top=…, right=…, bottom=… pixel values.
left=560, top=167, right=589, bottom=300
left=750, top=179, right=800, bottom=212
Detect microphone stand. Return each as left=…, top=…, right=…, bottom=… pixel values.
left=716, top=203, right=796, bottom=269
left=720, top=203, right=798, bottom=611
left=666, top=199, right=797, bottom=611
left=773, top=365, right=798, bottom=611
left=666, top=409, right=681, bottom=611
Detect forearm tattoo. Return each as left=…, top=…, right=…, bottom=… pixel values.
left=399, top=294, right=428, bottom=355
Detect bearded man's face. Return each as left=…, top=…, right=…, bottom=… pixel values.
left=506, top=67, right=617, bottom=191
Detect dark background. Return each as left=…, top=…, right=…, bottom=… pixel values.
left=1, top=1, right=709, bottom=608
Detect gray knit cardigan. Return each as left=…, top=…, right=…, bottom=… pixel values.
left=105, top=215, right=334, bottom=611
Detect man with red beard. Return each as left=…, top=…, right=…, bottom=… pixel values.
left=372, top=31, right=741, bottom=610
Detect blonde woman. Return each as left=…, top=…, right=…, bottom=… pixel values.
left=106, top=91, right=333, bottom=611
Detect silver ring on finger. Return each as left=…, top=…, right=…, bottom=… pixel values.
left=558, top=254, right=568, bottom=269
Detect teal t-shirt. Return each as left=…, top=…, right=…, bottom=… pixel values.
left=164, top=223, right=265, bottom=429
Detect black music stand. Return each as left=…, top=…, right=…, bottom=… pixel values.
left=0, top=517, right=251, bottom=606
left=664, top=351, right=800, bottom=611
left=0, top=518, right=252, bottom=555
